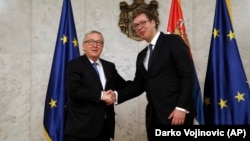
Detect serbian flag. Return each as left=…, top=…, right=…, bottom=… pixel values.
left=167, top=0, right=205, bottom=125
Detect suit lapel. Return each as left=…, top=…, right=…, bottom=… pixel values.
left=82, top=55, right=103, bottom=89
left=148, top=33, right=164, bottom=70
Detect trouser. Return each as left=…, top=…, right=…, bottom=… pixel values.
left=66, top=120, right=111, bottom=141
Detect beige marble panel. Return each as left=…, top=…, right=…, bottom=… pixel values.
left=192, top=0, right=216, bottom=93
left=30, top=54, right=52, bottom=141
left=0, top=54, right=30, bottom=141
left=0, top=0, right=31, bottom=53
left=231, top=0, right=250, bottom=81
left=0, top=0, right=31, bottom=140
left=32, top=0, right=62, bottom=54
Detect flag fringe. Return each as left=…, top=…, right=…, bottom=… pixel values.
left=43, top=127, right=52, bottom=141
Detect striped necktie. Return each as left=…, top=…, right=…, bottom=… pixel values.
left=92, top=62, right=99, bottom=76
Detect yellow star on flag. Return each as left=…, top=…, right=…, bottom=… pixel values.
left=49, top=99, right=57, bottom=108
left=218, top=98, right=227, bottom=109
left=213, top=28, right=219, bottom=38
left=227, top=30, right=235, bottom=40
left=204, top=97, right=211, bottom=107
left=235, top=91, right=245, bottom=102
left=72, top=38, right=78, bottom=47
left=61, top=35, right=68, bottom=44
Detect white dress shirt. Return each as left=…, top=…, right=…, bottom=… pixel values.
left=143, top=31, right=160, bottom=70
left=89, top=59, right=106, bottom=89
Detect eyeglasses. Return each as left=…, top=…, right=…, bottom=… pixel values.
left=133, top=20, right=150, bottom=29
left=84, top=40, right=103, bottom=46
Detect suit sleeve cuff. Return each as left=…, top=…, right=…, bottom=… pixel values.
left=101, top=91, right=104, bottom=100
left=114, top=91, right=118, bottom=105
left=175, top=107, right=189, bottom=113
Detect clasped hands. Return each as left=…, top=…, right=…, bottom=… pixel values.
left=101, top=90, right=116, bottom=105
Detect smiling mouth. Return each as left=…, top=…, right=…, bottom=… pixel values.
left=138, top=31, right=145, bottom=36
left=92, top=50, right=98, bottom=52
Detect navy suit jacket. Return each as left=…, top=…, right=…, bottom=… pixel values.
left=65, top=55, right=128, bottom=139
left=118, top=32, right=196, bottom=127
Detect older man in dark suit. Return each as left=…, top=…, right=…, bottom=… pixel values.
left=64, top=30, right=129, bottom=141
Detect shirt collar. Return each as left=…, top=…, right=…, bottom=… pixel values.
left=149, top=31, right=160, bottom=46
left=88, top=58, right=101, bottom=64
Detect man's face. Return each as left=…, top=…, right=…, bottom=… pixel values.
left=83, top=33, right=104, bottom=61
left=133, top=13, right=155, bottom=42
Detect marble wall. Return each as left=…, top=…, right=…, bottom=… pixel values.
left=0, top=0, right=249, bottom=141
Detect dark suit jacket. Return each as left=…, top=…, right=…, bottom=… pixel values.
left=118, top=32, right=196, bottom=127
left=64, top=55, right=128, bottom=139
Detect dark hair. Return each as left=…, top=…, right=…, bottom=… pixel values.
left=132, top=9, right=159, bottom=29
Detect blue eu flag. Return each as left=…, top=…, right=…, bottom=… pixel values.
left=43, top=0, right=80, bottom=140
left=203, top=0, right=250, bottom=124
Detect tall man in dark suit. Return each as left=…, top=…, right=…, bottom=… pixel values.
left=116, top=10, right=196, bottom=141
left=64, top=30, right=129, bottom=141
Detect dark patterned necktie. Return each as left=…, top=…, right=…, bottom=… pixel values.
left=148, top=44, right=153, bottom=69
left=92, top=62, right=99, bottom=76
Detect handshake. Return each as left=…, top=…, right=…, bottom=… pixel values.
left=101, top=90, right=116, bottom=105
